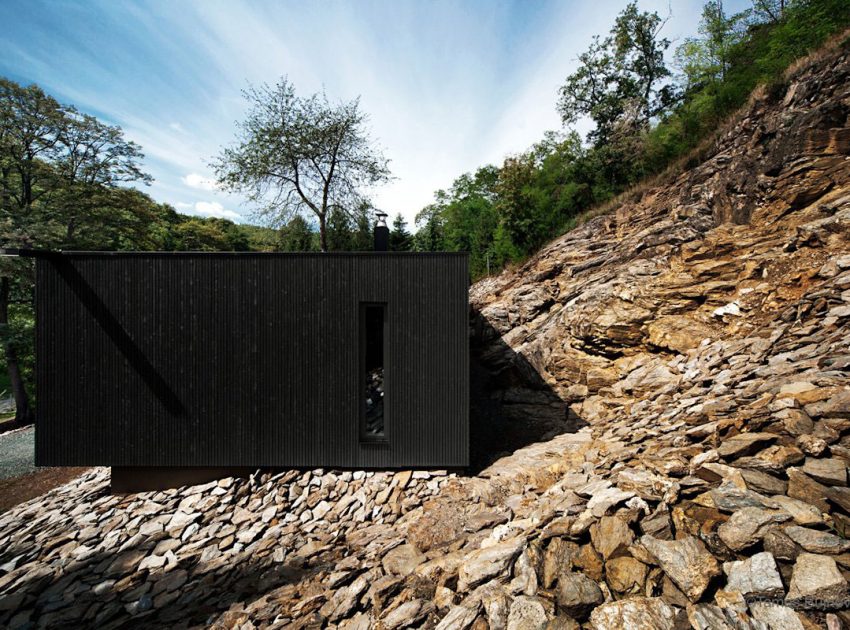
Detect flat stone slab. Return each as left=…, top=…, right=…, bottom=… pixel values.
left=785, top=553, right=849, bottom=609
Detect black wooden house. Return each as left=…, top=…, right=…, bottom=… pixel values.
left=29, top=227, right=469, bottom=480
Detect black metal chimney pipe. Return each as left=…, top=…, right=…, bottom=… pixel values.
left=374, top=212, right=389, bottom=251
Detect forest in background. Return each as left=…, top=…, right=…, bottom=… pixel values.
left=1, top=0, right=849, bottom=423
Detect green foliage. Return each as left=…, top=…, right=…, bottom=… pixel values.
left=278, top=202, right=378, bottom=252
left=350, top=204, right=376, bottom=251
left=0, top=303, right=33, bottom=400
left=327, top=206, right=354, bottom=251
left=238, top=223, right=279, bottom=251
left=278, top=215, right=316, bottom=252
left=172, top=216, right=252, bottom=252
left=389, top=213, right=412, bottom=252
left=557, top=1, right=676, bottom=143
left=413, top=166, right=506, bottom=278
left=413, top=204, right=445, bottom=253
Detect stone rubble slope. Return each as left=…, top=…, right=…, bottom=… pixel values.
left=0, top=467, right=457, bottom=628
left=2, top=38, right=850, bottom=630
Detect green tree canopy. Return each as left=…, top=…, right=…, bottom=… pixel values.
left=278, top=215, right=316, bottom=252
left=326, top=205, right=354, bottom=251
left=0, top=78, right=151, bottom=423
left=557, top=1, right=676, bottom=143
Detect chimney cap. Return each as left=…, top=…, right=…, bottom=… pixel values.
left=375, top=211, right=388, bottom=227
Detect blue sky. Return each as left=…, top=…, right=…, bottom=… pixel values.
left=0, top=0, right=749, bottom=226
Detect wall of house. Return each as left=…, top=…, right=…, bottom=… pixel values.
left=35, top=252, right=469, bottom=468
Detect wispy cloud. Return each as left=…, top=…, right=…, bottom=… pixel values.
left=182, top=173, right=219, bottom=191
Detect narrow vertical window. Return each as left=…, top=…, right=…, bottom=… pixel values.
left=361, top=303, right=386, bottom=441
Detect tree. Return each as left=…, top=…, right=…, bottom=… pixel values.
left=326, top=205, right=354, bottom=251
left=751, top=0, right=786, bottom=24
left=412, top=167, right=502, bottom=276
left=0, top=78, right=150, bottom=424
left=558, top=2, right=675, bottom=143
left=173, top=217, right=234, bottom=251
left=350, top=203, right=374, bottom=251
left=389, top=213, right=412, bottom=251
left=675, top=1, right=747, bottom=90
left=414, top=201, right=446, bottom=252
left=278, top=215, right=315, bottom=252
left=213, top=78, right=391, bottom=252
left=495, top=155, right=539, bottom=254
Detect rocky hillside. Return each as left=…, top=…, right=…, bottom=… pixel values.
left=465, top=35, right=850, bottom=627
left=1, top=36, right=850, bottom=630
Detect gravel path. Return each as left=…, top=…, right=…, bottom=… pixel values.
left=0, top=426, right=35, bottom=480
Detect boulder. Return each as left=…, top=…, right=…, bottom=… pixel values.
left=458, top=538, right=525, bottom=592
left=555, top=572, right=603, bottom=620
left=801, top=457, right=847, bottom=486
left=748, top=602, right=804, bottom=630
left=542, top=538, right=577, bottom=589
left=786, top=469, right=830, bottom=511
left=783, top=525, right=850, bottom=555
left=382, top=598, right=436, bottom=630
left=586, top=488, right=635, bottom=517
left=717, top=507, right=790, bottom=551
left=605, top=557, right=648, bottom=595
left=717, top=433, right=777, bottom=460
left=383, top=544, right=427, bottom=576
left=768, top=495, right=824, bottom=526
left=435, top=601, right=481, bottom=630
left=507, top=596, right=549, bottom=630
left=571, top=544, right=604, bottom=582
left=616, top=469, right=679, bottom=502
left=686, top=603, right=760, bottom=630
left=588, top=597, right=676, bottom=630
left=589, top=516, right=634, bottom=561
left=805, top=389, right=850, bottom=419
left=785, top=553, right=849, bottom=609
left=321, top=571, right=377, bottom=621
left=722, top=552, right=784, bottom=599
left=639, top=534, right=720, bottom=602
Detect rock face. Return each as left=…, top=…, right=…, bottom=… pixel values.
left=4, top=33, right=850, bottom=630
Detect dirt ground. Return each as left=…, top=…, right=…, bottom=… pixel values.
left=0, top=466, right=90, bottom=514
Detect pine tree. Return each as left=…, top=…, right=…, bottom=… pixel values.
left=326, top=206, right=354, bottom=251
left=351, top=204, right=374, bottom=251
left=389, top=213, right=413, bottom=252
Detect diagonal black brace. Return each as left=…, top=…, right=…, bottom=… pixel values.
left=47, top=257, right=186, bottom=417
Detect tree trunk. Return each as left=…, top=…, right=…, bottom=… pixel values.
left=0, top=277, right=34, bottom=425
left=319, top=213, right=328, bottom=252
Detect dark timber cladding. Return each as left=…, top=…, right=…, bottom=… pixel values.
left=35, top=252, right=469, bottom=468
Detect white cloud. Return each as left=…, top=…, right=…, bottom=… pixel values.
left=182, top=172, right=219, bottom=191
left=190, top=201, right=240, bottom=220
left=173, top=201, right=193, bottom=209
left=169, top=122, right=187, bottom=134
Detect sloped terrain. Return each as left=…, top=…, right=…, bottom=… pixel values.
left=1, top=38, right=850, bottom=630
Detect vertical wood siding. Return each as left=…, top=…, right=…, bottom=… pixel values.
left=35, top=253, right=469, bottom=468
